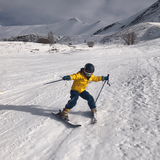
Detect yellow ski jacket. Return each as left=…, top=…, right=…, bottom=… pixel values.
left=70, top=69, right=102, bottom=93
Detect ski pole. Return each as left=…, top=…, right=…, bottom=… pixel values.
left=44, top=79, right=63, bottom=85
left=95, top=74, right=110, bottom=104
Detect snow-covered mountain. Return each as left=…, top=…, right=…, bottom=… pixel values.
left=1, top=1, right=160, bottom=40
left=94, top=0, right=160, bottom=35
left=0, top=17, right=108, bottom=39
left=98, top=22, right=160, bottom=46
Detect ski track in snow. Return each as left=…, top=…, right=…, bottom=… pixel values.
left=0, top=41, right=160, bottom=160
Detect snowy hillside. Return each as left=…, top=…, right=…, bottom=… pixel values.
left=94, top=0, right=160, bottom=35
left=57, top=22, right=160, bottom=45
left=0, top=35, right=160, bottom=160
left=0, top=18, right=108, bottom=39
left=100, top=22, right=160, bottom=45
left=1, top=1, right=160, bottom=46
left=1, top=1, right=160, bottom=43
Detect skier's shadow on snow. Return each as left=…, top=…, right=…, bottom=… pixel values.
left=0, top=105, right=81, bottom=128
left=0, top=105, right=54, bottom=118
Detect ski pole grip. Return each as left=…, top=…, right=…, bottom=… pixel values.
left=107, top=74, right=109, bottom=80
left=107, top=74, right=110, bottom=86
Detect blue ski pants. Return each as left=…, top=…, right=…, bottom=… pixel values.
left=65, top=90, right=96, bottom=110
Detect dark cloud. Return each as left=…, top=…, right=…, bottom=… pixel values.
left=0, top=0, right=157, bottom=26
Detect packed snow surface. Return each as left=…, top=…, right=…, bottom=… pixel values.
left=0, top=40, right=160, bottom=160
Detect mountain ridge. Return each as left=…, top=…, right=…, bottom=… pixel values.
left=0, top=17, right=108, bottom=38
left=0, top=1, right=160, bottom=39
left=94, top=0, right=160, bottom=35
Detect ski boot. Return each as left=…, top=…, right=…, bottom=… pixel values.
left=59, top=108, right=70, bottom=121
left=91, top=108, right=97, bottom=123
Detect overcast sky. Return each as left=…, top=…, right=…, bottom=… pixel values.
left=0, top=0, right=157, bottom=26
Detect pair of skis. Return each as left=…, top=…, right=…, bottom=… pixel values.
left=52, top=110, right=97, bottom=128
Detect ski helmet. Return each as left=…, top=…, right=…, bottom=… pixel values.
left=84, top=63, right=95, bottom=73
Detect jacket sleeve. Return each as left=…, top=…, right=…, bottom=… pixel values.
left=70, top=72, right=83, bottom=80
left=91, top=75, right=103, bottom=82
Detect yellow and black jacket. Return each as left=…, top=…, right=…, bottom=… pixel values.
left=70, top=68, right=102, bottom=93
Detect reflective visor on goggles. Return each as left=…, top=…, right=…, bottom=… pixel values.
left=85, top=70, right=93, bottom=76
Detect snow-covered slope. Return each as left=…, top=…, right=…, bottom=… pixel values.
left=0, top=37, right=160, bottom=160
left=100, top=22, right=160, bottom=45
left=0, top=18, right=108, bottom=38
left=94, top=0, right=160, bottom=35
left=56, top=22, right=160, bottom=45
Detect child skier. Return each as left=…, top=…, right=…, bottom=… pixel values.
left=61, top=63, right=109, bottom=121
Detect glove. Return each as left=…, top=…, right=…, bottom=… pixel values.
left=62, top=75, right=71, bottom=80
left=102, top=76, right=108, bottom=81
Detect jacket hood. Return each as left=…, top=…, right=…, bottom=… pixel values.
left=80, top=68, right=91, bottom=80
left=80, top=68, right=84, bottom=73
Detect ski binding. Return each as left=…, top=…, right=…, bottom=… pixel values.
left=52, top=110, right=81, bottom=128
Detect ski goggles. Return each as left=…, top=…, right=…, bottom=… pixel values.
left=84, top=70, right=93, bottom=77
